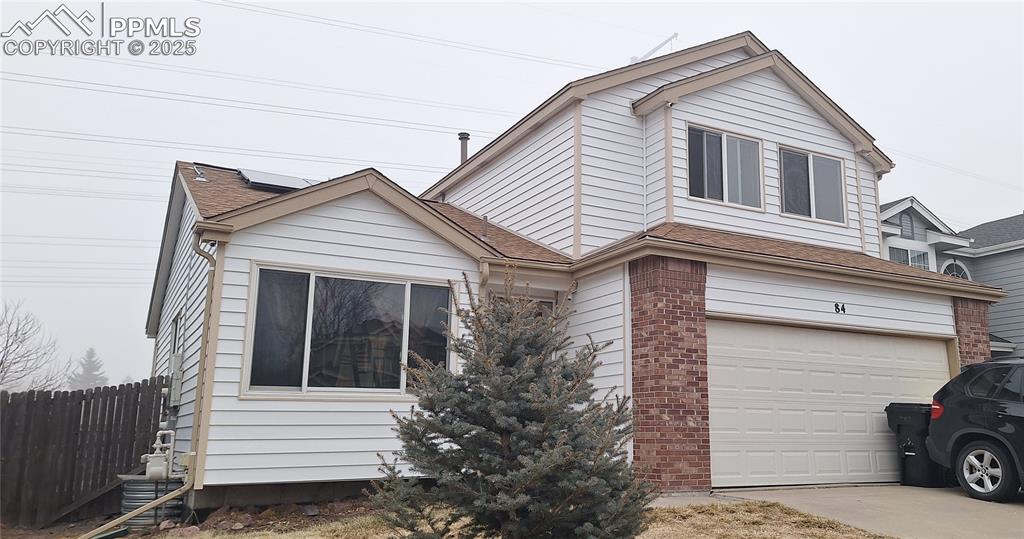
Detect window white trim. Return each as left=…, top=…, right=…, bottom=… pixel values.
left=940, top=259, right=972, bottom=281
left=686, top=123, right=765, bottom=211
left=240, top=260, right=453, bottom=399
left=778, top=145, right=849, bottom=225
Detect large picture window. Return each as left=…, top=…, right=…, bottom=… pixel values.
left=780, top=148, right=845, bottom=223
left=248, top=267, right=451, bottom=393
left=688, top=127, right=761, bottom=208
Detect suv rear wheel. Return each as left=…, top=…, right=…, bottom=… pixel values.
left=955, top=440, right=1019, bottom=502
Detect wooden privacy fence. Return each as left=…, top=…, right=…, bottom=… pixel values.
left=0, top=376, right=168, bottom=527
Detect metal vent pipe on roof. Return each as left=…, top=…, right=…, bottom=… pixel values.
left=458, top=132, right=470, bottom=163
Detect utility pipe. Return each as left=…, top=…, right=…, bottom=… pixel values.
left=76, top=232, right=219, bottom=539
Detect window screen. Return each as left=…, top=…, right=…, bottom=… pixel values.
left=308, top=277, right=405, bottom=389
left=705, top=132, right=723, bottom=201
left=408, top=284, right=450, bottom=369
left=781, top=149, right=811, bottom=217
left=726, top=135, right=761, bottom=207
left=250, top=269, right=309, bottom=388
left=812, top=155, right=844, bottom=222
left=688, top=128, right=705, bottom=199
left=909, top=250, right=930, bottom=270
left=889, top=248, right=909, bottom=266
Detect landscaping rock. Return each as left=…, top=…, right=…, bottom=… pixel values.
left=168, top=526, right=200, bottom=537
left=300, top=504, right=320, bottom=517
left=159, top=519, right=178, bottom=530
left=230, top=522, right=246, bottom=530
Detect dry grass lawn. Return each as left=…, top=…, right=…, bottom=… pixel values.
left=176, top=501, right=890, bottom=539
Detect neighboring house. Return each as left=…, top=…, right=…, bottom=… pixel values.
left=880, top=198, right=1023, bottom=358
left=147, top=32, right=1004, bottom=508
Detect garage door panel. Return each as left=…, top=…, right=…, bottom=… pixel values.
left=709, top=320, right=949, bottom=487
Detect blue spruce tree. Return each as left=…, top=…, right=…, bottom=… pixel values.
left=371, top=274, right=656, bottom=538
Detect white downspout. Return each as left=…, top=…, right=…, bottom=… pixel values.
left=77, top=232, right=218, bottom=539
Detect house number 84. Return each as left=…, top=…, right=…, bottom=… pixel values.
left=834, top=303, right=847, bottom=314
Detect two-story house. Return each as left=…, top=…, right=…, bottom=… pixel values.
left=880, top=197, right=1022, bottom=358
left=146, top=32, right=1003, bottom=509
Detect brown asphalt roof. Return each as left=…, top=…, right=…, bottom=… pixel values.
left=425, top=202, right=572, bottom=264
left=644, top=222, right=999, bottom=292
left=177, top=161, right=279, bottom=219
left=172, top=160, right=1001, bottom=292
left=175, top=161, right=570, bottom=264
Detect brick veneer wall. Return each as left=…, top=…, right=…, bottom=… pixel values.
left=952, top=297, right=991, bottom=367
left=628, top=255, right=710, bottom=492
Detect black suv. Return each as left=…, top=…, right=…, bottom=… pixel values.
left=926, top=358, right=1023, bottom=501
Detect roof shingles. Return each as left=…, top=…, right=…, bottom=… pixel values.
left=959, top=213, right=1024, bottom=249
left=426, top=202, right=571, bottom=264
left=645, top=222, right=998, bottom=291
left=177, top=161, right=279, bottom=219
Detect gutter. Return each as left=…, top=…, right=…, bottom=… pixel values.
left=77, top=231, right=220, bottom=539
left=568, top=236, right=1006, bottom=302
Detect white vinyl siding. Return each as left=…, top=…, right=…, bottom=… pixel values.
left=642, top=109, right=667, bottom=227
left=579, top=49, right=751, bottom=254
left=205, top=190, right=479, bottom=485
left=566, top=266, right=628, bottom=400
left=152, top=201, right=212, bottom=462
left=706, top=265, right=956, bottom=336
left=445, top=107, right=576, bottom=253
left=858, top=156, right=882, bottom=256
left=670, top=69, right=871, bottom=252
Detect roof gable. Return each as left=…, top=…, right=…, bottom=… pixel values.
left=421, top=31, right=768, bottom=199
left=203, top=168, right=501, bottom=260
left=879, top=196, right=957, bottom=235
left=632, top=51, right=893, bottom=173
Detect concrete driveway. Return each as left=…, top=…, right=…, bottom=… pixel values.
left=728, top=485, right=1024, bottom=539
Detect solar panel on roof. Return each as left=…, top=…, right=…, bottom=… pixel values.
left=238, top=168, right=314, bottom=191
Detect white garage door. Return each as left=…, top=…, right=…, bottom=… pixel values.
left=708, top=320, right=951, bottom=487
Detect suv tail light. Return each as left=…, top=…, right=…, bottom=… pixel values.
left=931, top=399, right=944, bottom=420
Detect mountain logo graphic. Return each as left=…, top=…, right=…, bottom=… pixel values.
left=1, top=4, right=95, bottom=38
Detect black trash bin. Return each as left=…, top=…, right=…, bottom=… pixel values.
left=884, top=402, right=947, bottom=487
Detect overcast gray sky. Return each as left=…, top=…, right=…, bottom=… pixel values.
left=1, top=1, right=1022, bottom=384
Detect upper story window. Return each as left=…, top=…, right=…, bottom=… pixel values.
left=249, top=267, right=450, bottom=393
left=942, top=261, right=971, bottom=280
left=889, top=247, right=929, bottom=270
left=780, top=148, right=845, bottom=223
left=687, top=127, right=761, bottom=208
left=899, top=213, right=915, bottom=239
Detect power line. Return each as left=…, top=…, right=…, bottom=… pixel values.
left=1, top=184, right=166, bottom=202
left=1, top=168, right=172, bottom=184
left=887, top=148, right=1022, bottom=192
left=0, top=283, right=152, bottom=289
left=1, top=240, right=160, bottom=248
left=2, top=72, right=499, bottom=137
left=2, top=150, right=170, bottom=170
left=71, top=56, right=521, bottom=117
left=2, top=236, right=157, bottom=244
left=1, top=259, right=154, bottom=266
left=1, top=126, right=452, bottom=173
left=199, top=0, right=601, bottom=71
left=2, top=162, right=167, bottom=179
left=2, top=147, right=171, bottom=165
